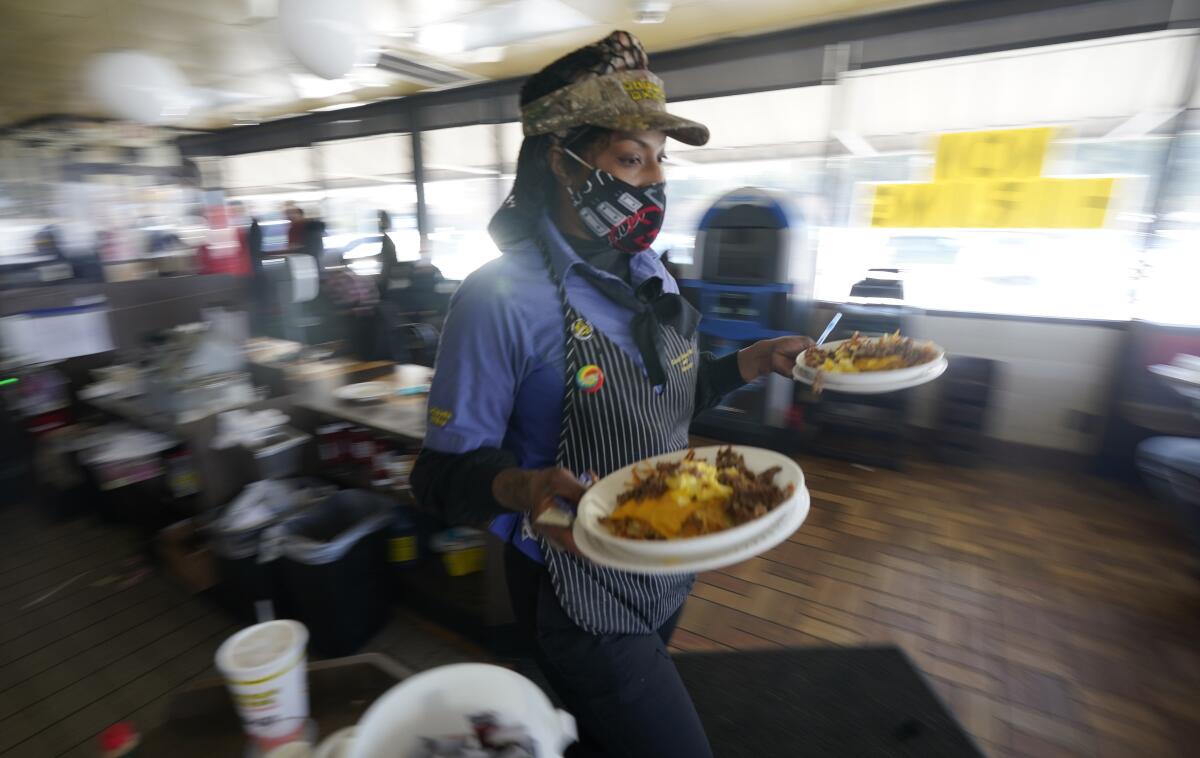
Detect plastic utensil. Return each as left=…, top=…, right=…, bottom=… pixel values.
left=815, top=312, right=843, bottom=347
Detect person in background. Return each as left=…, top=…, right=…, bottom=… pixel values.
left=227, top=200, right=253, bottom=276
left=196, top=204, right=251, bottom=277
left=411, top=31, right=812, bottom=758
left=301, top=216, right=326, bottom=272
left=284, top=201, right=306, bottom=250
left=246, top=213, right=271, bottom=335
left=377, top=209, right=399, bottom=296
left=247, top=215, right=265, bottom=273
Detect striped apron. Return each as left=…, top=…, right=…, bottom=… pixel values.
left=532, top=246, right=699, bottom=635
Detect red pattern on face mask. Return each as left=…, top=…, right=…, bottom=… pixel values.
left=607, top=204, right=664, bottom=254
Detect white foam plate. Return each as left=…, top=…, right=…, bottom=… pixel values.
left=793, top=338, right=945, bottom=391
left=793, top=356, right=948, bottom=394
left=576, top=446, right=804, bottom=560
left=332, top=381, right=391, bottom=403
left=573, top=487, right=809, bottom=576
left=351, top=664, right=576, bottom=758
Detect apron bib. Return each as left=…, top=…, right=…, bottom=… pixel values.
left=533, top=241, right=699, bottom=635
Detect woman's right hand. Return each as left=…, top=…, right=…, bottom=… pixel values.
left=492, top=467, right=586, bottom=553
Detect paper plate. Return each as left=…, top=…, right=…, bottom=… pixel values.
left=332, top=381, right=391, bottom=403
left=576, top=446, right=804, bottom=561
left=794, top=338, right=945, bottom=387
left=794, top=355, right=948, bottom=394
left=573, top=487, right=809, bottom=576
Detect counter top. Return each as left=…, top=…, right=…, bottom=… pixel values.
left=292, top=364, right=433, bottom=441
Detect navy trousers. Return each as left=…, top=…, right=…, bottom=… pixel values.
left=504, top=547, right=714, bottom=758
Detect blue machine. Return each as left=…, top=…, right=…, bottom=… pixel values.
left=679, top=187, right=813, bottom=442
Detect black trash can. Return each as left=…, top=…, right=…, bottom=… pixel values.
left=277, top=490, right=394, bottom=657
left=210, top=480, right=329, bottom=623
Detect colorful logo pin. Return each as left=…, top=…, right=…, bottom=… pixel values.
left=575, top=364, right=604, bottom=394
left=570, top=318, right=594, bottom=342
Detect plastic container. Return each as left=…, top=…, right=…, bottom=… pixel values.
left=79, top=427, right=176, bottom=491
left=247, top=427, right=312, bottom=480
left=430, top=528, right=487, bottom=577
left=352, top=664, right=577, bottom=758
left=215, top=620, right=310, bottom=741
left=75, top=426, right=177, bottom=524
left=386, top=507, right=419, bottom=575
left=276, top=490, right=394, bottom=656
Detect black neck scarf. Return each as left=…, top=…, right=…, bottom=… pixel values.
left=565, top=233, right=631, bottom=283
left=489, top=202, right=700, bottom=386
left=571, top=260, right=700, bottom=387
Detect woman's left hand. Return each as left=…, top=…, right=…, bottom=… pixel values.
left=738, top=335, right=816, bottom=381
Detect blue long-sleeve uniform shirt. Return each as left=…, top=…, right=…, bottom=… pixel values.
left=413, top=215, right=744, bottom=558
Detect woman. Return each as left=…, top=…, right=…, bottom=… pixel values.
left=412, top=31, right=812, bottom=758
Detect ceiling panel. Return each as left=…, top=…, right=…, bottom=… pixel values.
left=0, top=0, right=945, bottom=128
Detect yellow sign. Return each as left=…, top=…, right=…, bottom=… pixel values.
left=934, top=127, right=1053, bottom=181
left=870, top=127, right=1116, bottom=229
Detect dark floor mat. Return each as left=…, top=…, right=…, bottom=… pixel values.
left=674, top=645, right=983, bottom=758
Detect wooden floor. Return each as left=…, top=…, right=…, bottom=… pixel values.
left=1, top=456, right=1197, bottom=757
left=671, top=456, right=1200, bottom=758
left=0, top=506, right=480, bottom=758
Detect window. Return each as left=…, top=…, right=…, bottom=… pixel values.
left=422, top=124, right=505, bottom=280
left=658, top=87, right=833, bottom=266
left=317, top=134, right=419, bottom=276
left=222, top=147, right=320, bottom=252
left=223, top=147, right=316, bottom=196
left=814, top=31, right=1189, bottom=318
left=1139, top=130, right=1200, bottom=326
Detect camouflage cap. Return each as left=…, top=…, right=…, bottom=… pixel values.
left=519, top=32, right=709, bottom=147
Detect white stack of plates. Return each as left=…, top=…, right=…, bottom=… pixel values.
left=332, top=381, right=391, bottom=403
left=792, top=339, right=948, bottom=394
left=573, top=446, right=809, bottom=575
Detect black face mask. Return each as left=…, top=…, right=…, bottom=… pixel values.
left=564, top=148, right=666, bottom=254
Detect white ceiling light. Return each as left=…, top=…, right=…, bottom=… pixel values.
left=279, top=0, right=368, bottom=80
left=632, top=1, right=672, bottom=24
left=416, top=0, right=594, bottom=55
left=84, top=51, right=192, bottom=125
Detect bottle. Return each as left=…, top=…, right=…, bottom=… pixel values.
left=98, top=722, right=140, bottom=757
left=349, top=426, right=375, bottom=466
left=317, top=424, right=342, bottom=464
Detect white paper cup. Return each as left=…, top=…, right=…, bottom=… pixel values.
left=215, top=620, right=310, bottom=740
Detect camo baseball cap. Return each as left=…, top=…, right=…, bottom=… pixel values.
left=519, top=31, right=709, bottom=147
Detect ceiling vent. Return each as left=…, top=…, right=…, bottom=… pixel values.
left=374, top=53, right=476, bottom=88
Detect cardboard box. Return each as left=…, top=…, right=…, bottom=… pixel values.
left=156, top=519, right=217, bottom=594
